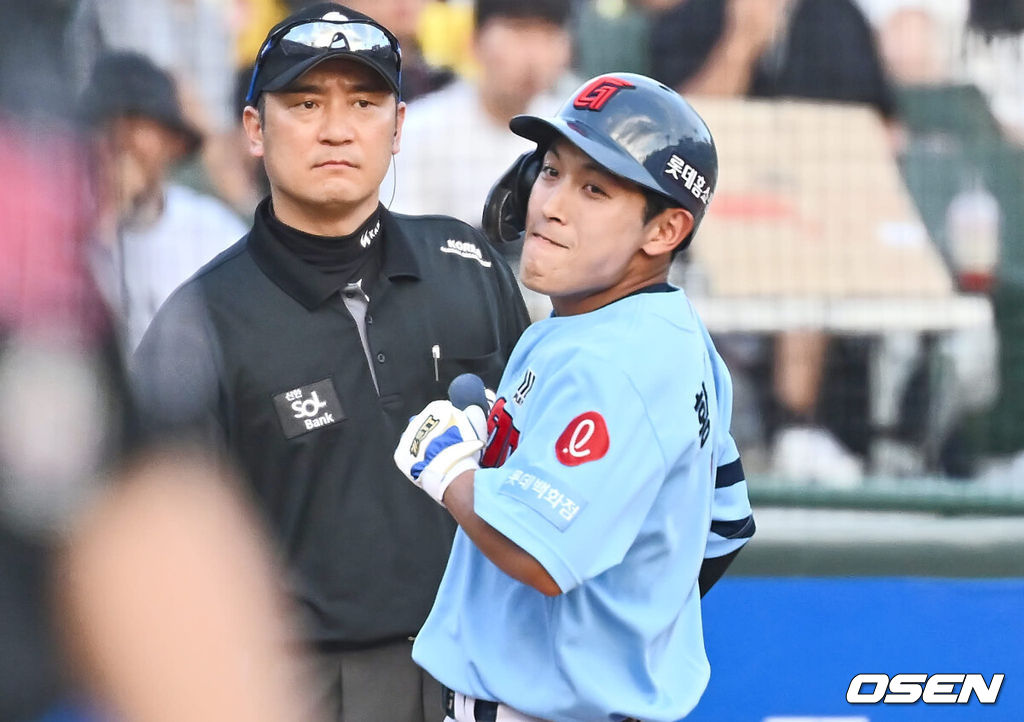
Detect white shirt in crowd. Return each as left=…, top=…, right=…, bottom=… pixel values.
left=93, top=184, right=246, bottom=352
left=387, top=78, right=573, bottom=227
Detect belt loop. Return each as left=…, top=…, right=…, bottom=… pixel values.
left=443, top=686, right=456, bottom=719
left=442, top=685, right=501, bottom=722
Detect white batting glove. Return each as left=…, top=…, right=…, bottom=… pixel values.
left=462, top=402, right=489, bottom=444
left=394, top=400, right=484, bottom=505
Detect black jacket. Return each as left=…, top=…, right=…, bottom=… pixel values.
left=133, top=204, right=530, bottom=646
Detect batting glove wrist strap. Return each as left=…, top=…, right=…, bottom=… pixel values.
left=417, top=447, right=481, bottom=505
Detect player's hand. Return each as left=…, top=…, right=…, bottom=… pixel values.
left=461, top=388, right=495, bottom=441
left=394, top=400, right=485, bottom=505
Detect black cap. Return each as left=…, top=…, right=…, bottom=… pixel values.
left=78, top=52, right=202, bottom=155
left=245, top=2, right=402, bottom=104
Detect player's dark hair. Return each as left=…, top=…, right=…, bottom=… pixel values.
left=474, top=0, right=572, bottom=31
left=642, top=190, right=676, bottom=226
left=256, top=93, right=266, bottom=125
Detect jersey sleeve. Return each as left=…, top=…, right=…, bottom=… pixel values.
left=472, top=356, right=677, bottom=593
left=706, top=436, right=755, bottom=559
left=703, top=329, right=755, bottom=559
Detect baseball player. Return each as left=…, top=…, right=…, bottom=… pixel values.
left=395, top=73, right=755, bottom=721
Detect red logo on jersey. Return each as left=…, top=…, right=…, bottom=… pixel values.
left=555, top=412, right=610, bottom=466
left=572, top=77, right=635, bottom=111
left=482, top=397, right=520, bottom=468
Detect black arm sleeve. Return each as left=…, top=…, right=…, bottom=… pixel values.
left=699, top=547, right=743, bottom=597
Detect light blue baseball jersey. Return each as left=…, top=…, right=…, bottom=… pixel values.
left=413, top=286, right=754, bottom=722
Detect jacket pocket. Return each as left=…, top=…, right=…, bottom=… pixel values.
left=436, top=348, right=506, bottom=395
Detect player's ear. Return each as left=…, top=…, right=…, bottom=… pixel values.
left=242, top=105, right=265, bottom=159
left=392, top=100, right=406, bottom=155
left=641, top=207, right=693, bottom=258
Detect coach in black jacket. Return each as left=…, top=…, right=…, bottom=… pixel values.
left=132, top=4, right=529, bottom=721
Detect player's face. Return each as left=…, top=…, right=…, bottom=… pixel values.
left=521, top=140, right=657, bottom=315
left=243, top=58, right=405, bottom=230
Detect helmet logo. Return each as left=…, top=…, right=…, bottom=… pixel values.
left=573, top=76, right=634, bottom=112
left=665, top=154, right=712, bottom=205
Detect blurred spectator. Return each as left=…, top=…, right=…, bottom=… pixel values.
left=572, top=0, right=652, bottom=78
left=1, top=117, right=310, bottom=717
left=961, top=8, right=1024, bottom=144
left=872, top=2, right=1017, bottom=475
left=645, top=0, right=896, bottom=484
left=229, top=0, right=289, bottom=212
left=389, top=0, right=578, bottom=227
left=0, top=118, right=125, bottom=722
left=70, top=0, right=237, bottom=132
left=234, top=0, right=291, bottom=70
left=878, top=5, right=953, bottom=84
left=650, top=0, right=895, bottom=117
left=1, top=6, right=110, bottom=718
left=59, top=450, right=314, bottom=722
left=345, top=0, right=457, bottom=101
left=953, top=8, right=1024, bottom=465
left=81, top=52, right=246, bottom=353
left=69, top=0, right=262, bottom=216
left=417, top=0, right=477, bottom=77
left=861, top=0, right=1024, bottom=142
left=1, top=6, right=315, bottom=722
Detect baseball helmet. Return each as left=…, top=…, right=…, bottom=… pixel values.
left=482, top=73, right=717, bottom=249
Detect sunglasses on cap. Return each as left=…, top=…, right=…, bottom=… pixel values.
left=245, top=18, right=402, bottom=105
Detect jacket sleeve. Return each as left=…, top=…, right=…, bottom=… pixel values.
left=130, top=283, right=227, bottom=451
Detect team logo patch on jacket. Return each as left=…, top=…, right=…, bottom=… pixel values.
left=440, top=239, right=492, bottom=267
left=273, top=379, right=345, bottom=438
left=359, top=219, right=380, bottom=248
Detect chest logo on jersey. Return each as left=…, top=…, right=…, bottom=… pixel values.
left=482, top=397, right=520, bottom=468
left=513, top=368, right=536, bottom=405
left=555, top=412, right=610, bottom=466
left=272, top=379, right=345, bottom=439
left=694, top=382, right=710, bottom=448
left=439, top=239, right=492, bottom=268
